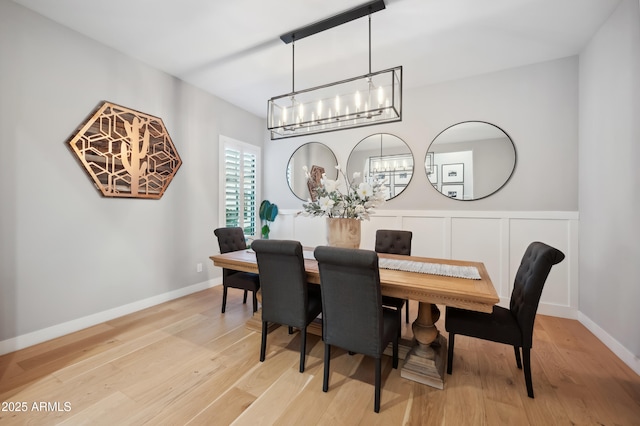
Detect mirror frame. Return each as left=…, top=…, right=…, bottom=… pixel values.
left=347, top=133, right=415, bottom=201
left=426, top=121, right=516, bottom=201
left=286, top=142, right=339, bottom=201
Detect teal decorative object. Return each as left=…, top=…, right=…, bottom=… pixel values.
left=259, top=200, right=279, bottom=239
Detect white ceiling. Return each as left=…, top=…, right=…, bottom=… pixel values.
left=13, top=0, right=620, bottom=118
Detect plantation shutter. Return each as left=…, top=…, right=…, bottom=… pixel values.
left=220, top=136, right=260, bottom=237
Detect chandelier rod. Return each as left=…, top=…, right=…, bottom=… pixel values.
left=369, top=14, right=372, bottom=75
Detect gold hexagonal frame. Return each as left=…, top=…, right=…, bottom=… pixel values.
left=68, top=101, right=182, bottom=199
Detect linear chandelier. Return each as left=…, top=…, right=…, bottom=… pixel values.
left=267, top=0, right=402, bottom=140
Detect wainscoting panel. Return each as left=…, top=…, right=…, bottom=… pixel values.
left=509, top=218, right=575, bottom=313
left=273, top=209, right=579, bottom=318
left=451, top=217, right=506, bottom=298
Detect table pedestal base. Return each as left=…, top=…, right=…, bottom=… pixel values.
left=400, top=333, right=447, bottom=389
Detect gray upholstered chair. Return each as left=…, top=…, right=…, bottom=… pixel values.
left=314, top=245, right=399, bottom=413
left=213, top=227, right=260, bottom=313
left=252, top=239, right=322, bottom=373
left=445, top=241, right=565, bottom=398
left=375, top=229, right=413, bottom=324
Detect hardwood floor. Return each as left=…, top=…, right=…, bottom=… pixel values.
left=1, top=286, right=639, bottom=425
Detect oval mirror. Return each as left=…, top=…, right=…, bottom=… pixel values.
left=426, top=121, right=516, bottom=201
left=287, top=142, right=338, bottom=201
left=347, top=133, right=414, bottom=200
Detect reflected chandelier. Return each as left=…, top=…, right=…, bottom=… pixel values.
left=267, top=0, right=402, bottom=140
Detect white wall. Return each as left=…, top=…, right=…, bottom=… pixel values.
left=579, top=0, right=640, bottom=371
left=264, top=57, right=581, bottom=316
left=0, top=1, right=264, bottom=351
left=263, top=56, right=579, bottom=212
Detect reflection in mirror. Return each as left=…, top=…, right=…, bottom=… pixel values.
left=287, top=142, right=338, bottom=201
left=426, top=121, right=516, bottom=201
left=347, top=133, right=414, bottom=200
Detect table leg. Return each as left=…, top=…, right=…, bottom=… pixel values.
left=400, top=301, right=447, bottom=389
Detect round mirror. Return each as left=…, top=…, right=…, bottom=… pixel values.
left=347, top=133, right=414, bottom=200
left=426, top=121, right=516, bottom=201
left=287, top=142, right=338, bottom=201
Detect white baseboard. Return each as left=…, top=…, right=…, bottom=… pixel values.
left=578, top=311, right=640, bottom=376
left=497, top=298, right=578, bottom=320
left=537, top=303, right=578, bottom=319
left=0, top=279, right=221, bottom=356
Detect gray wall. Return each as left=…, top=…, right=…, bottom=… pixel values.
left=0, top=1, right=264, bottom=343
left=579, top=0, right=640, bottom=359
left=263, top=56, right=579, bottom=212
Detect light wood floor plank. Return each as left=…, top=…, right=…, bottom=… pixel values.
left=0, top=287, right=638, bottom=425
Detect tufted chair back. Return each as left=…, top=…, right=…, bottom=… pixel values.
left=374, top=229, right=412, bottom=256
left=214, top=227, right=247, bottom=253
left=510, top=241, right=565, bottom=347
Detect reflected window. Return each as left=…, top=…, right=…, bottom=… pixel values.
left=347, top=133, right=414, bottom=200
left=426, top=121, right=516, bottom=201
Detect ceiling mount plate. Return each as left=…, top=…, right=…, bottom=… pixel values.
left=280, top=0, right=386, bottom=44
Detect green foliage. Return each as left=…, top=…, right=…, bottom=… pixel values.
left=259, top=200, right=279, bottom=239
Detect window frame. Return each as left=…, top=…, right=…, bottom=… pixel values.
left=219, top=135, right=261, bottom=238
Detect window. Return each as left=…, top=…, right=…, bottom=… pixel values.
left=219, top=136, right=261, bottom=237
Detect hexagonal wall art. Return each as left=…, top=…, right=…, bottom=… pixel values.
left=68, top=101, right=182, bottom=199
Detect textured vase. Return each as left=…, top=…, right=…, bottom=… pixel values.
left=326, top=217, right=361, bottom=249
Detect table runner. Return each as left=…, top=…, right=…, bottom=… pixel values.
left=378, top=258, right=481, bottom=280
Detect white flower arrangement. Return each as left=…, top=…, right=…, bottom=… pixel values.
left=299, top=165, right=388, bottom=220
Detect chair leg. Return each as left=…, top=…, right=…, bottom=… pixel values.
left=523, top=347, right=534, bottom=398
left=260, top=321, right=268, bottom=362
left=405, top=299, right=410, bottom=323
left=243, top=289, right=248, bottom=304
left=396, top=309, right=402, bottom=338
left=392, top=334, right=399, bottom=369
left=447, top=333, right=455, bottom=374
left=514, top=346, right=523, bottom=369
left=299, top=328, right=307, bottom=373
left=288, top=326, right=294, bottom=335
left=221, top=286, right=228, bottom=314
left=323, top=344, right=331, bottom=392
left=252, top=291, right=258, bottom=312
left=374, top=357, right=381, bottom=413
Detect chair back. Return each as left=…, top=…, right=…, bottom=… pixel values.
left=214, top=227, right=247, bottom=253
left=314, top=246, right=384, bottom=358
left=510, top=241, right=565, bottom=347
left=252, top=239, right=309, bottom=329
left=375, top=229, right=412, bottom=255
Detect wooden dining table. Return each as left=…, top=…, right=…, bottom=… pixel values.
left=210, top=248, right=499, bottom=389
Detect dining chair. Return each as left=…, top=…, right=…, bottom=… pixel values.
left=213, top=227, right=260, bottom=313
left=445, top=241, right=565, bottom=398
left=314, top=245, right=399, bottom=413
left=252, top=239, right=322, bottom=373
left=375, top=229, right=412, bottom=324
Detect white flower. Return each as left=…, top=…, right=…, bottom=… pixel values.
left=299, top=164, right=387, bottom=221
left=318, top=196, right=335, bottom=212
left=357, top=182, right=373, bottom=198
left=322, top=178, right=339, bottom=193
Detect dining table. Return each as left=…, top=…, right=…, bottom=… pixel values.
left=209, top=247, right=499, bottom=389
